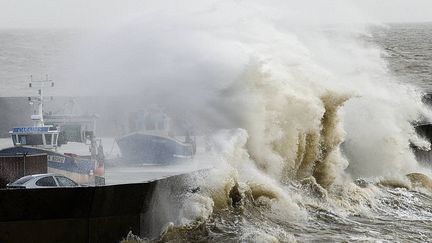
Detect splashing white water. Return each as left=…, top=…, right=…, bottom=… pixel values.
left=53, top=0, right=432, bottom=240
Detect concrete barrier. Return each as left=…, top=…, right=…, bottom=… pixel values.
left=0, top=181, right=157, bottom=243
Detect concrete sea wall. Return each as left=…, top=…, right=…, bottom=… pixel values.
left=0, top=181, right=157, bottom=243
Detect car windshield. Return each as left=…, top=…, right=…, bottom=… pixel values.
left=12, top=176, right=33, bottom=185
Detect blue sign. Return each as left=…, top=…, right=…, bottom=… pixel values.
left=12, top=127, right=49, bottom=133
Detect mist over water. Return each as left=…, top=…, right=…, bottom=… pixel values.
left=78, top=2, right=432, bottom=242
left=60, top=1, right=431, bottom=178
left=2, top=1, right=432, bottom=242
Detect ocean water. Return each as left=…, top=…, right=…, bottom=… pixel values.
left=2, top=11, right=432, bottom=243
left=373, top=23, right=432, bottom=92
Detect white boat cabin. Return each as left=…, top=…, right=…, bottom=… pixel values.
left=9, top=126, right=60, bottom=149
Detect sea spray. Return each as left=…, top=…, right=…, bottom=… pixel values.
left=143, top=174, right=215, bottom=238
left=313, top=92, right=350, bottom=188
left=52, top=1, right=432, bottom=241
left=62, top=1, right=431, bottom=184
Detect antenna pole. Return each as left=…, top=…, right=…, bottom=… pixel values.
left=28, top=74, right=54, bottom=127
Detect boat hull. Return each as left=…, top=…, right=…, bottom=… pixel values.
left=116, top=133, right=194, bottom=164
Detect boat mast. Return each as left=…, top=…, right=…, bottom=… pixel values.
left=28, top=75, right=54, bottom=127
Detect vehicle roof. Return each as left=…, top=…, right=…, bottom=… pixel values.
left=28, top=173, right=59, bottom=177
left=17, top=173, right=67, bottom=180
left=8, top=173, right=74, bottom=186
left=9, top=173, right=56, bottom=182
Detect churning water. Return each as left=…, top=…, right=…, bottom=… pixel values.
left=2, top=3, right=432, bottom=242
left=124, top=22, right=432, bottom=242
left=132, top=22, right=432, bottom=242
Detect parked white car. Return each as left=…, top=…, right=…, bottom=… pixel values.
left=6, top=173, right=80, bottom=189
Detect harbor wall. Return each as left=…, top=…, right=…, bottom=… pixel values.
left=0, top=181, right=157, bottom=243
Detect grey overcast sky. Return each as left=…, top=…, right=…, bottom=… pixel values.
left=0, top=0, right=431, bottom=29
